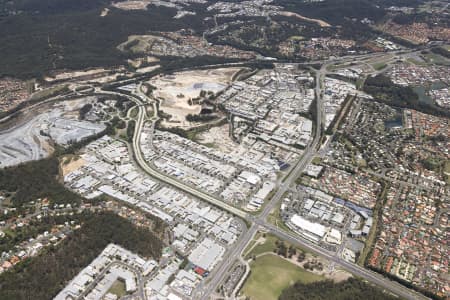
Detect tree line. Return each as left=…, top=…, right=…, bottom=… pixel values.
left=0, top=157, right=80, bottom=208
left=279, top=277, right=399, bottom=300
left=0, top=212, right=165, bottom=300
left=363, top=74, right=450, bottom=118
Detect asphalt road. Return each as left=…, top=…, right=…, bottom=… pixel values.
left=263, top=223, right=427, bottom=300
left=185, top=57, right=427, bottom=300
left=105, top=52, right=431, bottom=300
left=0, top=45, right=436, bottom=300
left=196, top=60, right=327, bottom=298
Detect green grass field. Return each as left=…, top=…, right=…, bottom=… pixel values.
left=245, top=234, right=279, bottom=259
left=129, top=106, right=139, bottom=118
left=444, top=160, right=450, bottom=172
left=311, top=156, right=322, bottom=165
left=372, top=62, right=387, bottom=71
left=29, top=84, right=69, bottom=101
left=444, top=160, right=450, bottom=185
left=289, top=35, right=304, bottom=41
left=107, top=279, right=127, bottom=297
left=2, top=228, right=17, bottom=238
left=406, top=57, right=428, bottom=66
left=423, top=53, right=450, bottom=66
left=242, top=254, right=323, bottom=300
left=267, top=206, right=293, bottom=234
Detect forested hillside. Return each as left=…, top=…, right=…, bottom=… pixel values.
left=0, top=212, right=165, bottom=300
left=0, top=157, right=80, bottom=207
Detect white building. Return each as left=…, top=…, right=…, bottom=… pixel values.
left=289, top=214, right=327, bottom=242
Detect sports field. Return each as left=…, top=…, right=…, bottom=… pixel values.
left=242, top=254, right=323, bottom=300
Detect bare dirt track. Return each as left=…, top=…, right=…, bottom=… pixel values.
left=279, top=11, right=331, bottom=27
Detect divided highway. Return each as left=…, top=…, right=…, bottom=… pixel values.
left=112, top=57, right=430, bottom=300
left=264, top=223, right=428, bottom=300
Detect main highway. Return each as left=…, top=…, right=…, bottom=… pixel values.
left=195, top=60, right=426, bottom=300
left=194, top=65, right=326, bottom=300
left=111, top=54, right=429, bottom=300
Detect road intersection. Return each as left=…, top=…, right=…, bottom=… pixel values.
left=106, top=52, right=430, bottom=300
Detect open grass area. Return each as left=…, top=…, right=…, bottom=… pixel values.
left=311, top=156, right=322, bottom=165
left=267, top=205, right=293, bottom=235
left=2, top=228, right=17, bottom=238
left=444, top=160, right=450, bottom=185
left=445, top=161, right=450, bottom=173
left=245, top=234, right=279, bottom=259
left=406, top=57, right=428, bottom=66
left=129, top=106, right=138, bottom=118
left=372, top=62, right=387, bottom=71
left=356, top=77, right=366, bottom=90
left=245, top=229, right=309, bottom=260
left=242, top=254, right=323, bottom=300
left=243, top=239, right=259, bottom=257
left=107, top=279, right=127, bottom=298
left=289, top=35, right=304, bottom=41
left=423, top=53, right=450, bottom=66
left=29, top=84, right=69, bottom=101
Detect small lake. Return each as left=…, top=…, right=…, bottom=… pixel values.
left=413, top=82, right=448, bottom=105
left=384, top=110, right=403, bottom=129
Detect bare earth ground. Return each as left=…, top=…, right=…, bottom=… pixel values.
left=196, top=124, right=238, bottom=152
left=279, top=11, right=331, bottom=27
left=44, top=68, right=109, bottom=82
left=136, top=65, right=160, bottom=74
left=149, top=68, right=240, bottom=128
left=127, top=56, right=160, bottom=68
left=100, top=8, right=110, bottom=17
left=0, top=98, right=102, bottom=168
left=112, top=0, right=151, bottom=10
left=117, top=35, right=153, bottom=53
left=61, top=156, right=86, bottom=176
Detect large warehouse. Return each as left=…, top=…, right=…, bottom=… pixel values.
left=188, top=238, right=225, bottom=271
left=289, top=214, right=327, bottom=242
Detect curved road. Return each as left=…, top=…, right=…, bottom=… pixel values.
left=107, top=57, right=429, bottom=300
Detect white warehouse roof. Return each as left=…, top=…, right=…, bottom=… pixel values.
left=188, top=238, right=225, bottom=271
left=290, top=214, right=327, bottom=238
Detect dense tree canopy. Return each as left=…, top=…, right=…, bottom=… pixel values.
left=363, top=74, right=450, bottom=118
left=279, top=278, right=399, bottom=300
left=0, top=7, right=206, bottom=78
left=0, top=212, right=165, bottom=300
left=0, top=157, right=80, bottom=207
